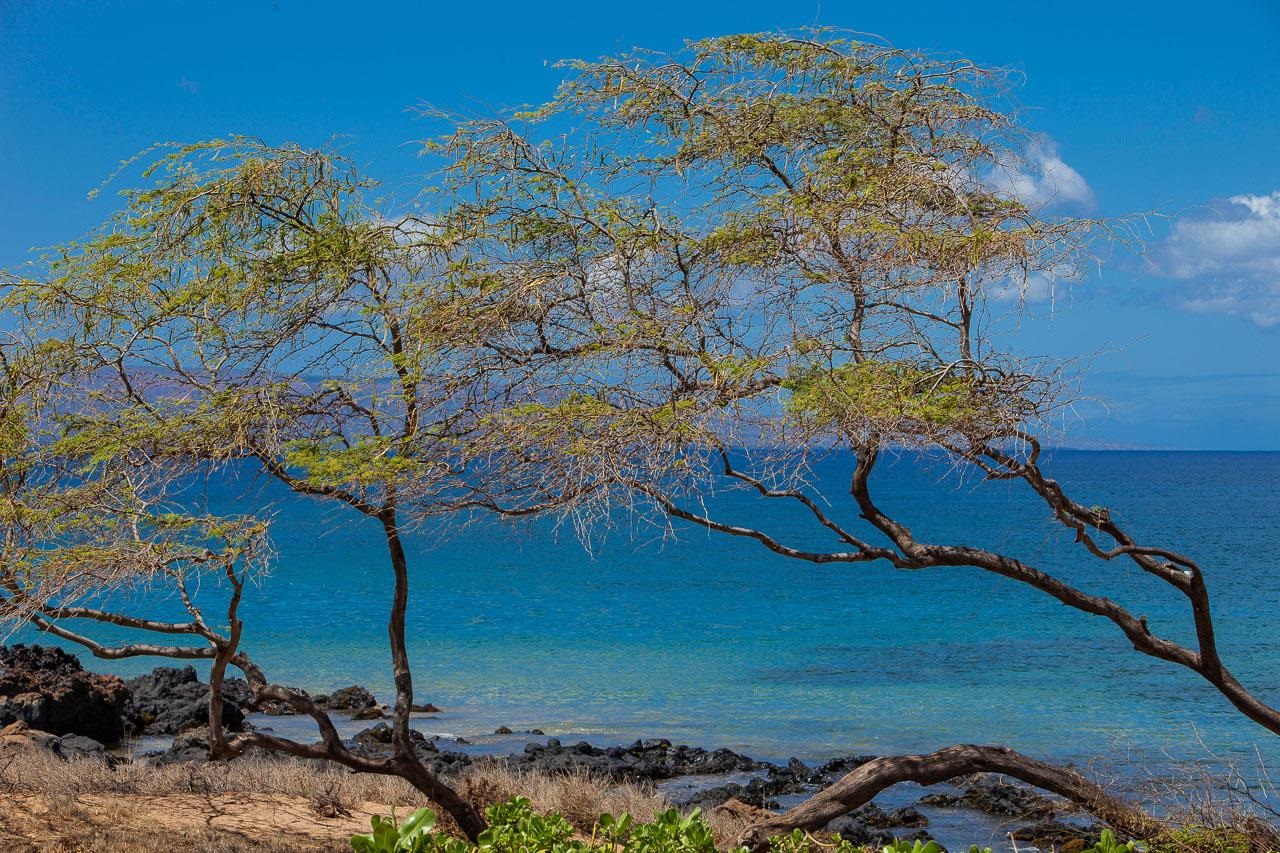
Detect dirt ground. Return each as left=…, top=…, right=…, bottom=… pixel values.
left=0, top=791, right=388, bottom=852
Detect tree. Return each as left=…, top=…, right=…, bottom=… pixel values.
left=0, top=138, right=514, bottom=838
left=423, top=31, right=1277, bottom=845
left=5, top=30, right=1274, bottom=850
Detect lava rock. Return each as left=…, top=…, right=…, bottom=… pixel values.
left=810, top=754, right=877, bottom=784
left=352, top=722, right=396, bottom=746
left=508, top=737, right=772, bottom=783
left=826, top=815, right=897, bottom=847
left=681, top=778, right=781, bottom=811
left=352, top=706, right=386, bottom=721
left=126, top=666, right=246, bottom=736
left=0, top=720, right=113, bottom=764
left=822, top=802, right=931, bottom=845
left=412, top=703, right=442, bottom=713
left=153, top=726, right=214, bottom=764
left=847, top=803, right=929, bottom=829
left=57, top=733, right=112, bottom=764
left=0, top=645, right=132, bottom=745
left=1010, top=819, right=1102, bottom=849
left=494, top=726, right=513, bottom=734
left=317, top=686, right=376, bottom=712
left=918, top=775, right=1055, bottom=819
left=350, top=722, right=435, bottom=754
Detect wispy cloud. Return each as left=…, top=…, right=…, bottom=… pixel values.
left=988, top=137, right=1094, bottom=210
left=178, top=77, right=199, bottom=94
left=1153, top=191, right=1280, bottom=327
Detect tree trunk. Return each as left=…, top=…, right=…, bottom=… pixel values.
left=400, top=756, right=488, bottom=841
left=734, top=744, right=1162, bottom=852
left=380, top=506, right=487, bottom=840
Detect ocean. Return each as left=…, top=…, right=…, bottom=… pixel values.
left=22, top=451, right=1280, bottom=777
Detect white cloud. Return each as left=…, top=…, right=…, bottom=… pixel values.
left=988, top=138, right=1094, bottom=210
left=1155, top=191, right=1280, bottom=328
left=990, top=271, right=1055, bottom=303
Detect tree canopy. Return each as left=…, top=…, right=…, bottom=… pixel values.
left=1, top=29, right=1272, bottom=848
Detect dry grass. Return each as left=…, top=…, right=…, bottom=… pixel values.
left=1, top=748, right=425, bottom=806
left=456, top=760, right=777, bottom=848
left=0, top=747, right=755, bottom=851
left=0, top=793, right=362, bottom=853
left=459, top=760, right=670, bottom=831
left=0, top=749, right=437, bottom=851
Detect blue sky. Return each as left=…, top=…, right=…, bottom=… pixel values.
left=2, top=0, right=1278, bottom=448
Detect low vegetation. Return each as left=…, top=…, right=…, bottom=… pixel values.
left=0, top=745, right=1275, bottom=852
left=348, top=798, right=1153, bottom=853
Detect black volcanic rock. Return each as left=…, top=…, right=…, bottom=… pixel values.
left=918, top=774, right=1055, bottom=819
left=317, top=685, right=377, bottom=712
left=0, top=645, right=131, bottom=745
left=126, top=666, right=246, bottom=736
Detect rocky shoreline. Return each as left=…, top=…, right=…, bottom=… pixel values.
left=0, top=645, right=1103, bottom=850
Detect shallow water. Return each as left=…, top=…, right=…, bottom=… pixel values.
left=27, top=451, right=1280, bottom=778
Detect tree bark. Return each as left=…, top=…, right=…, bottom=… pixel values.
left=379, top=506, right=487, bottom=840
left=734, top=744, right=1162, bottom=852
left=400, top=756, right=489, bottom=841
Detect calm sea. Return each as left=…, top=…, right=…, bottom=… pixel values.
left=24, top=451, right=1280, bottom=775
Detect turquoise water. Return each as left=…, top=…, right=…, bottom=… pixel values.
left=29, top=451, right=1280, bottom=773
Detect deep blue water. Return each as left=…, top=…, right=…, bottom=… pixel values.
left=22, top=451, right=1280, bottom=776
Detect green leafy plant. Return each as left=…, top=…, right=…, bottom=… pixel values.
left=623, top=807, right=721, bottom=853
left=1088, top=829, right=1140, bottom=853
left=594, top=812, right=634, bottom=847
left=769, top=828, right=862, bottom=852
left=351, top=807, right=441, bottom=853
left=475, top=797, right=583, bottom=852
left=882, top=841, right=945, bottom=853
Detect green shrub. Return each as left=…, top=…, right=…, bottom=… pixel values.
left=1147, top=825, right=1250, bottom=853
left=350, top=799, right=1136, bottom=853
left=350, top=807, right=443, bottom=853
left=768, top=828, right=862, bottom=852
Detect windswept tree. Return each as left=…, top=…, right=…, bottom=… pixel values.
left=0, top=138, right=526, bottom=838
left=0, top=336, right=271, bottom=739
left=426, top=31, right=1278, bottom=846
left=5, top=30, right=1276, bottom=851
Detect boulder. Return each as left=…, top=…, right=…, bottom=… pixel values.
left=153, top=725, right=213, bottom=764
left=1010, top=818, right=1101, bottom=849
left=317, top=685, right=376, bottom=712
left=0, top=720, right=61, bottom=755
left=126, top=666, right=246, bottom=736
left=825, top=815, right=896, bottom=847
left=823, top=803, right=930, bottom=845
left=0, top=645, right=131, bottom=745
left=0, top=720, right=112, bottom=764
left=918, top=774, right=1055, bottom=818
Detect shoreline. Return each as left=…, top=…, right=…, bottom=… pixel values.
left=0, top=647, right=1119, bottom=852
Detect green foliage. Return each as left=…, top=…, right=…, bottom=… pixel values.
left=881, top=841, right=945, bottom=853
left=351, top=807, right=440, bottom=853
left=349, top=799, right=1047, bottom=853
left=769, top=828, right=863, bottom=852
left=619, top=807, right=721, bottom=852
left=782, top=362, right=1003, bottom=436
left=476, top=797, right=581, bottom=852
left=1147, top=826, right=1252, bottom=853
left=1087, top=829, right=1139, bottom=853
left=350, top=800, right=746, bottom=853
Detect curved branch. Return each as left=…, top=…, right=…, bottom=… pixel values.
left=734, top=744, right=1163, bottom=852
left=631, top=480, right=902, bottom=565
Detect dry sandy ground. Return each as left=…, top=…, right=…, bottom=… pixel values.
left=0, top=734, right=697, bottom=852
left=0, top=791, right=388, bottom=852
